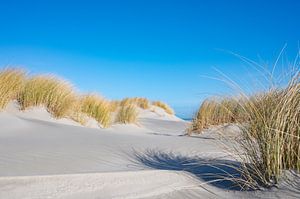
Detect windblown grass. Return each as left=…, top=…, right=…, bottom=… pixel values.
left=68, top=99, right=90, bottom=126
left=70, top=111, right=89, bottom=126
left=237, top=76, right=300, bottom=187
left=115, top=104, right=138, bottom=124
left=152, top=101, right=174, bottom=115
left=79, top=94, right=111, bottom=128
left=189, top=97, right=246, bottom=133
left=0, top=67, right=175, bottom=128
left=0, top=68, right=26, bottom=109
left=190, top=68, right=300, bottom=189
left=120, top=97, right=150, bottom=109
left=18, top=75, right=76, bottom=118
left=109, top=100, right=120, bottom=112
left=136, top=98, right=150, bottom=109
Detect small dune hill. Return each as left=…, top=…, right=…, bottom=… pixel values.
left=0, top=68, right=299, bottom=199
left=0, top=68, right=178, bottom=130
left=2, top=99, right=187, bottom=136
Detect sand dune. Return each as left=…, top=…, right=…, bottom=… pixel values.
left=0, top=170, right=201, bottom=199
left=0, top=103, right=299, bottom=198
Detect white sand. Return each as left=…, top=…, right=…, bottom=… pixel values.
left=0, top=102, right=299, bottom=198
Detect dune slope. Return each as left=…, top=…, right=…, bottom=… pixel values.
left=0, top=107, right=299, bottom=198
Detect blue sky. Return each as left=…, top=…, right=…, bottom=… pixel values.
left=0, top=0, right=299, bottom=118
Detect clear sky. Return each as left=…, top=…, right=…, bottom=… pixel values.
left=0, top=0, right=299, bottom=118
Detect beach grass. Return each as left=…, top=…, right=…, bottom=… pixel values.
left=190, top=68, right=299, bottom=189
left=0, top=67, right=175, bottom=127
left=79, top=94, right=111, bottom=128
left=237, top=77, right=300, bottom=187
left=115, top=104, right=138, bottom=124
left=120, top=97, right=150, bottom=109
left=152, top=101, right=174, bottom=115
left=0, top=68, right=26, bottom=110
left=18, top=75, right=76, bottom=118
left=189, top=97, right=246, bottom=133
left=109, top=100, right=120, bottom=112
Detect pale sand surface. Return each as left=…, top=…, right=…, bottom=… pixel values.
left=0, top=102, right=299, bottom=198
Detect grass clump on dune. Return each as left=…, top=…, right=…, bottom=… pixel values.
left=0, top=68, right=146, bottom=127
left=18, top=75, right=76, bottom=118
left=152, top=101, right=174, bottom=115
left=115, top=104, right=138, bottom=124
left=0, top=68, right=26, bottom=110
left=79, top=95, right=111, bottom=128
left=68, top=100, right=90, bottom=126
left=120, top=97, right=150, bottom=109
left=0, top=67, right=175, bottom=128
left=238, top=78, right=300, bottom=187
left=136, top=98, right=150, bottom=109
left=109, top=100, right=120, bottom=112
left=190, top=97, right=245, bottom=133
left=190, top=67, right=299, bottom=189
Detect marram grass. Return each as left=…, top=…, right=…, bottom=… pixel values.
left=115, top=104, right=138, bottom=124
left=109, top=100, right=120, bottom=112
left=79, top=95, right=111, bottom=128
left=0, top=68, right=26, bottom=109
left=0, top=67, right=176, bottom=128
left=189, top=97, right=246, bottom=133
left=18, top=75, right=76, bottom=118
left=190, top=71, right=300, bottom=189
left=68, top=99, right=90, bottom=126
left=152, top=101, right=174, bottom=115
left=238, top=79, right=300, bottom=187
left=136, top=98, right=150, bottom=109
left=120, top=97, right=150, bottom=109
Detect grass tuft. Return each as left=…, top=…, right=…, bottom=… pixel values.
left=79, top=94, right=111, bottom=128
left=120, top=97, right=150, bottom=109
left=109, top=100, right=120, bottom=112
left=189, top=97, right=246, bottom=133
left=115, top=104, right=138, bottom=124
left=190, top=68, right=300, bottom=189
left=237, top=77, right=300, bottom=187
left=18, top=75, right=76, bottom=118
left=0, top=68, right=26, bottom=110
left=152, top=101, right=174, bottom=115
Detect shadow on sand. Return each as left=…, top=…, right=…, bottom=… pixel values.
left=128, top=149, right=248, bottom=191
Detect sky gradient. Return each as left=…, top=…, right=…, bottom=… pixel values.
left=0, top=0, right=299, bottom=118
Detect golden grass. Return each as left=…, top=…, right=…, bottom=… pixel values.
left=237, top=78, right=300, bottom=187
left=70, top=111, right=89, bottom=126
left=18, top=75, right=76, bottom=118
left=0, top=67, right=174, bottom=128
left=189, top=97, right=246, bottom=133
left=115, top=104, right=138, bottom=124
left=0, top=68, right=26, bottom=109
left=68, top=99, right=90, bottom=126
left=152, top=101, right=174, bottom=115
left=79, top=94, right=111, bottom=128
left=109, top=100, right=120, bottom=112
left=190, top=70, right=300, bottom=189
left=136, top=98, right=150, bottom=109
left=120, top=97, right=150, bottom=109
